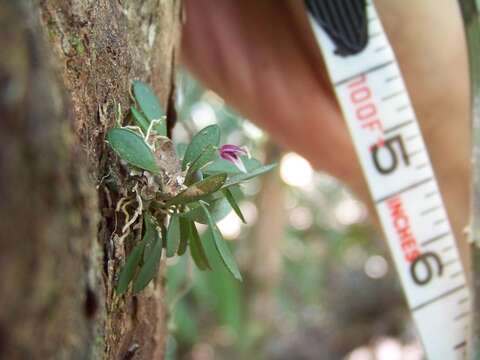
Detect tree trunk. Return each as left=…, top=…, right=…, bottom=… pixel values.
left=247, top=144, right=284, bottom=333
left=0, top=0, right=181, bottom=358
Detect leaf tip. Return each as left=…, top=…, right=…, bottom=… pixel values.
left=234, top=272, right=243, bottom=282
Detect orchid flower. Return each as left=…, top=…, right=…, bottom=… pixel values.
left=219, top=144, right=248, bottom=173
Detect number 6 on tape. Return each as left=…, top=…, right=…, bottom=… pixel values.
left=304, top=0, right=470, bottom=358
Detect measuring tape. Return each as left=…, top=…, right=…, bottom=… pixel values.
left=305, top=0, right=470, bottom=358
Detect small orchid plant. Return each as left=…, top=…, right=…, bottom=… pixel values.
left=106, top=80, right=275, bottom=294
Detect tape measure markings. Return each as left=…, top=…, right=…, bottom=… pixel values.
left=305, top=0, right=470, bottom=358
left=422, top=232, right=450, bottom=246
left=373, top=177, right=433, bottom=204
left=411, top=284, right=466, bottom=311
left=333, top=60, right=394, bottom=86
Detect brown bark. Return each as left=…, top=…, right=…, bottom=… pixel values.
left=0, top=0, right=181, bottom=358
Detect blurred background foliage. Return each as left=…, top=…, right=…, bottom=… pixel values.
left=164, top=70, right=423, bottom=360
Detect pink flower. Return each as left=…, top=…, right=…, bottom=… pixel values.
left=219, top=144, right=248, bottom=173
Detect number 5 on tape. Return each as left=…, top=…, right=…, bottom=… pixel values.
left=305, top=0, right=470, bottom=358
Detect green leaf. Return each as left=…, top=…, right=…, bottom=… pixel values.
left=182, top=125, right=220, bottom=170
left=184, top=144, right=217, bottom=185
left=167, top=173, right=227, bottom=206
left=116, top=241, right=145, bottom=295
left=223, top=164, right=276, bottom=188
left=166, top=215, right=181, bottom=257
left=116, top=214, right=159, bottom=294
left=132, top=80, right=166, bottom=136
left=184, top=196, right=231, bottom=225
left=132, top=81, right=165, bottom=118
left=177, top=217, right=190, bottom=255
left=133, top=231, right=162, bottom=293
left=223, top=188, right=246, bottom=224
left=183, top=186, right=242, bottom=224
left=200, top=204, right=242, bottom=281
left=203, top=157, right=262, bottom=175
left=143, top=213, right=159, bottom=262
left=130, top=106, right=149, bottom=133
left=106, top=128, right=159, bottom=174
left=188, top=220, right=211, bottom=270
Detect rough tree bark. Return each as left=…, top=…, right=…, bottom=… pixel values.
left=0, top=0, right=181, bottom=358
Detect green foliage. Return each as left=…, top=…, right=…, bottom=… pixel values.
left=106, top=128, right=159, bottom=174
left=204, top=156, right=262, bottom=175
left=142, top=213, right=158, bottom=262
left=133, top=228, right=162, bottom=293
left=166, top=215, right=181, bottom=257
left=132, top=80, right=167, bottom=135
left=188, top=220, right=211, bottom=270
left=115, top=214, right=159, bottom=294
left=177, top=217, right=190, bottom=256
left=184, top=144, right=217, bottom=184
left=116, top=241, right=145, bottom=295
left=166, top=173, right=227, bottom=206
left=185, top=195, right=232, bottom=225
left=106, top=80, right=275, bottom=294
left=182, top=124, right=220, bottom=170
left=201, top=204, right=242, bottom=281
left=130, top=106, right=149, bottom=133
left=224, top=164, right=277, bottom=188
left=223, top=188, right=246, bottom=224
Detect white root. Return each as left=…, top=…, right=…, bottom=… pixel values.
left=121, top=184, right=143, bottom=234
left=144, top=116, right=167, bottom=149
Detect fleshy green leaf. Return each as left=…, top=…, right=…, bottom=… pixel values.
left=203, top=157, right=262, bottom=175
left=182, top=125, right=220, bottom=170
left=133, top=231, right=162, bottom=293
left=116, top=213, right=159, bottom=294
left=143, top=213, right=159, bottom=262
left=184, top=186, right=242, bottom=224
left=166, top=215, right=181, bottom=257
left=116, top=241, right=145, bottom=295
left=167, top=173, right=227, bottom=206
left=223, top=164, right=276, bottom=188
left=223, top=188, right=246, bottom=224
left=184, top=196, right=231, bottom=225
left=130, top=106, right=149, bottom=133
left=188, top=220, right=211, bottom=270
left=177, top=217, right=190, bottom=256
left=184, top=144, right=217, bottom=185
left=200, top=204, right=242, bottom=281
left=106, top=128, right=159, bottom=174
left=132, top=80, right=166, bottom=136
